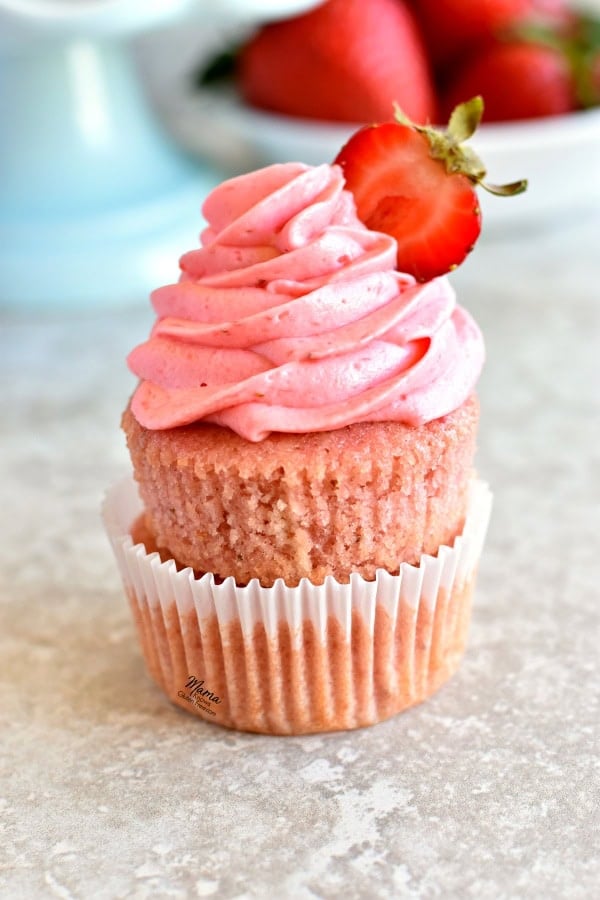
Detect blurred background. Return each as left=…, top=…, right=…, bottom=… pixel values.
left=0, top=0, right=325, bottom=309
left=1, top=0, right=599, bottom=310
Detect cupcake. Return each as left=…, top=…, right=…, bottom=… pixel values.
left=104, top=102, right=516, bottom=734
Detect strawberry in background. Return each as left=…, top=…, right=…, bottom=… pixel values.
left=440, top=40, right=576, bottom=121
left=438, top=9, right=600, bottom=121
left=238, top=0, right=437, bottom=124
left=198, top=0, right=600, bottom=127
left=408, top=0, right=574, bottom=68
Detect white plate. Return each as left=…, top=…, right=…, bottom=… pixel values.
left=167, top=85, right=600, bottom=233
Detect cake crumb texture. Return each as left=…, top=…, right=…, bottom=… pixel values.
left=122, top=395, right=478, bottom=587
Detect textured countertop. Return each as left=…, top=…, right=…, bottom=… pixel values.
left=1, top=211, right=599, bottom=899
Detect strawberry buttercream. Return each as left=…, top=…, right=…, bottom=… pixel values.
left=128, top=162, right=484, bottom=441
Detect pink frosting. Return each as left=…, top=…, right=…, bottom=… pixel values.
left=128, top=162, right=484, bottom=442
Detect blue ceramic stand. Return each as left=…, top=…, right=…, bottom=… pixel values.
left=0, top=0, right=323, bottom=310
left=0, top=35, right=221, bottom=309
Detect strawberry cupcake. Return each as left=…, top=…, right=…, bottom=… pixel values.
left=104, top=101, right=515, bottom=734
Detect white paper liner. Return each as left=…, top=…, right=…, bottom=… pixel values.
left=102, top=476, right=492, bottom=734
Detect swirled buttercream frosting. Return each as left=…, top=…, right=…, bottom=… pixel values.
left=128, top=162, right=484, bottom=441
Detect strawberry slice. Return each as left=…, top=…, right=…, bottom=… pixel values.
left=334, top=97, right=527, bottom=282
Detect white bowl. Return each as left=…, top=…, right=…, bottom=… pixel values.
left=169, top=86, right=600, bottom=233
left=0, top=0, right=323, bottom=41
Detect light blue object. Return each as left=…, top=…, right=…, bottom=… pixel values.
left=0, top=0, right=323, bottom=310
left=0, top=38, right=222, bottom=310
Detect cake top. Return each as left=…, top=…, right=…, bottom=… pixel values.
left=127, top=100, right=523, bottom=441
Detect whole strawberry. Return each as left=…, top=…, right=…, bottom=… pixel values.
left=238, top=0, right=436, bottom=124
left=440, top=7, right=600, bottom=122
left=334, top=97, right=527, bottom=282
left=410, top=0, right=573, bottom=68
left=441, top=40, right=576, bottom=121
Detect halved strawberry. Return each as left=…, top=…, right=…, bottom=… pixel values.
left=334, top=97, right=527, bottom=282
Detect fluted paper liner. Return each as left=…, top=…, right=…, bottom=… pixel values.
left=103, top=477, right=492, bottom=734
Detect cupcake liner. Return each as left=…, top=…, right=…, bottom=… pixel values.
left=102, top=476, right=492, bottom=735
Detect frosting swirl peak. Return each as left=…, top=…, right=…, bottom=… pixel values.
left=128, top=163, right=484, bottom=441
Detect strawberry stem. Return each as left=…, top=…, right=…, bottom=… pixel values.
left=481, top=179, right=528, bottom=197
left=394, top=97, right=528, bottom=197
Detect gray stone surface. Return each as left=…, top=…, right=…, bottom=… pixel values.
left=1, top=212, right=599, bottom=900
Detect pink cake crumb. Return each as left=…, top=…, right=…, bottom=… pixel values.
left=123, top=395, right=479, bottom=588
